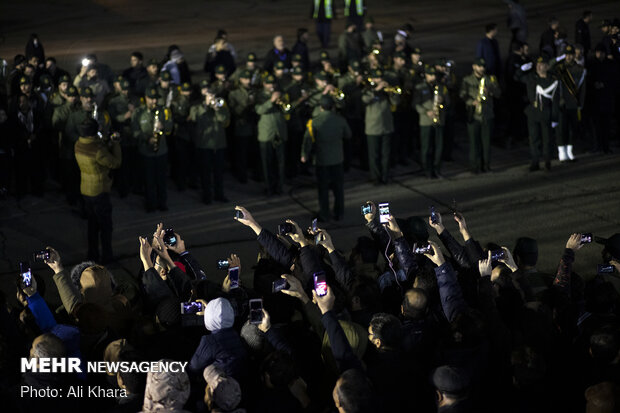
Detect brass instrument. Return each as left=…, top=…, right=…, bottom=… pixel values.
left=475, top=76, right=486, bottom=116
left=330, top=88, right=345, bottom=101
left=364, top=77, right=376, bottom=88
left=432, top=85, right=444, bottom=125
left=210, top=97, right=225, bottom=108
left=276, top=98, right=292, bottom=113
left=384, top=85, right=403, bottom=95
left=152, top=109, right=163, bottom=152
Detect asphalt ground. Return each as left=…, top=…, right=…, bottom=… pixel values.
left=1, top=0, right=619, bottom=308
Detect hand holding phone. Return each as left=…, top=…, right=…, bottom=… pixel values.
left=249, top=299, right=264, bottom=324
left=311, top=218, right=318, bottom=233
left=313, top=271, right=327, bottom=297
left=163, top=228, right=177, bottom=246
left=33, top=249, right=50, bottom=262
left=378, top=203, right=390, bottom=224
left=217, top=259, right=230, bottom=270
left=278, top=222, right=294, bottom=235
left=180, top=301, right=204, bottom=314
left=580, top=233, right=593, bottom=245
left=19, top=262, right=32, bottom=288
left=272, top=278, right=289, bottom=293
left=361, top=202, right=372, bottom=215
left=490, top=249, right=506, bottom=261
left=228, top=266, right=240, bottom=289
left=430, top=206, right=438, bottom=224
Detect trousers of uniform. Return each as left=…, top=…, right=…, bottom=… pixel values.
left=558, top=108, right=579, bottom=146
left=419, top=125, right=444, bottom=174
left=233, top=134, right=251, bottom=183
left=175, top=139, right=194, bottom=190
left=393, top=111, right=411, bottom=164
left=315, top=21, right=331, bottom=48
left=366, top=134, right=391, bottom=183
left=316, top=163, right=344, bottom=221
left=526, top=115, right=553, bottom=164
left=117, top=145, right=138, bottom=197
left=286, top=128, right=304, bottom=178
left=593, top=112, right=612, bottom=152
left=260, top=140, right=285, bottom=194
left=466, top=119, right=493, bottom=171
left=347, top=117, right=366, bottom=170
left=196, top=148, right=225, bottom=202
left=83, top=192, right=113, bottom=263
left=14, top=145, right=45, bottom=197
left=142, top=154, right=167, bottom=210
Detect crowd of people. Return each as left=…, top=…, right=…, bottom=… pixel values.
left=3, top=204, right=620, bottom=412
left=1, top=5, right=619, bottom=209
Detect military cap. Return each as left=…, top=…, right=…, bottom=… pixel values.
left=599, top=19, right=611, bottom=28
left=115, top=75, right=125, bottom=83
left=535, top=55, right=550, bottom=64
left=147, top=58, right=159, bottom=67
left=264, top=74, right=276, bottom=84
left=564, top=44, right=575, bottom=55
left=239, top=69, right=251, bottom=79
left=423, top=64, right=436, bottom=75
left=247, top=52, right=257, bottom=62
left=181, top=82, right=192, bottom=92
left=369, top=68, right=383, bottom=78
left=314, top=71, right=328, bottom=81
left=160, top=71, right=172, bottom=81
left=292, top=53, right=302, bottom=62
left=291, top=66, right=303, bottom=75
left=80, top=87, right=94, bottom=98
left=364, top=16, right=375, bottom=24
left=274, top=61, right=285, bottom=70
left=432, top=366, right=470, bottom=397
left=145, top=87, right=160, bottom=99
left=319, top=95, right=333, bottom=108
left=120, top=79, right=130, bottom=90
left=473, top=57, right=486, bottom=67
left=59, top=74, right=71, bottom=84
left=349, top=60, right=361, bottom=70
left=215, top=65, right=226, bottom=74
left=67, top=86, right=78, bottom=97
left=319, top=50, right=330, bottom=61
left=393, top=51, right=406, bottom=60
left=200, top=79, right=209, bottom=88
left=596, top=233, right=620, bottom=260
left=39, top=74, right=52, bottom=87
left=434, top=58, right=447, bottom=67
left=19, top=76, right=31, bottom=85
left=79, top=118, right=99, bottom=137
left=411, top=47, right=422, bottom=55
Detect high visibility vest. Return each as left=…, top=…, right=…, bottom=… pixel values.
left=344, top=0, right=363, bottom=17
left=313, top=0, right=333, bottom=19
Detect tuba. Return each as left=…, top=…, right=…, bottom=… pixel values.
left=475, top=76, right=486, bottom=116
left=152, top=109, right=163, bottom=152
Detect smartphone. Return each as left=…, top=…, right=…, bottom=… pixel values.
left=430, top=206, right=438, bottom=224
left=414, top=244, right=432, bottom=254
left=597, top=264, right=616, bottom=274
left=235, top=210, right=244, bottom=219
left=311, top=218, right=318, bottom=233
left=19, top=262, right=32, bottom=288
left=490, top=249, right=506, bottom=261
left=313, top=271, right=327, bottom=297
left=228, top=266, right=240, bottom=289
left=163, top=228, right=177, bottom=247
left=278, top=223, right=294, bottom=235
left=361, top=203, right=372, bottom=215
left=580, top=233, right=593, bottom=245
left=315, top=232, right=325, bottom=244
left=249, top=299, right=263, bottom=324
left=180, top=301, right=204, bottom=314
left=33, top=249, right=50, bottom=262
left=217, top=259, right=230, bottom=270
left=272, top=278, right=289, bottom=293
left=378, top=203, right=390, bottom=224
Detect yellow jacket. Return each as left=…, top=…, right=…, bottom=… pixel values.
left=74, top=137, right=121, bottom=197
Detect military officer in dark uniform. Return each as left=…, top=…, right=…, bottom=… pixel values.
left=228, top=70, right=257, bottom=183
left=171, top=82, right=194, bottom=190
left=211, top=65, right=233, bottom=98
left=362, top=68, right=399, bottom=184
left=285, top=66, right=310, bottom=177
left=385, top=51, right=411, bottom=166
left=338, top=60, right=365, bottom=170
left=414, top=65, right=449, bottom=179
left=515, top=56, right=560, bottom=171
left=132, top=87, right=173, bottom=211
left=459, top=57, right=501, bottom=173
left=301, top=95, right=351, bottom=221
left=273, top=61, right=292, bottom=92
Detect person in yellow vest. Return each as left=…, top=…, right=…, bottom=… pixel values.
left=344, top=0, right=365, bottom=32
left=311, top=0, right=337, bottom=49
left=74, top=118, right=121, bottom=263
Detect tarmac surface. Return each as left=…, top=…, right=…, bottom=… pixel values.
left=1, top=0, right=619, bottom=308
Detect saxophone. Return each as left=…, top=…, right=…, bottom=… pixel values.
left=152, top=109, right=163, bottom=152
left=475, top=76, right=486, bottom=116
left=432, top=85, right=444, bottom=125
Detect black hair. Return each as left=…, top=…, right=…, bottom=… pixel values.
left=583, top=10, right=592, bottom=18
left=297, top=27, right=308, bottom=38
left=45, top=57, right=56, bottom=64
left=485, top=23, right=498, bottom=33
left=320, top=98, right=333, bottom=111
left=369, top=313, right=402, bottom=349
left=131, top=51, right=144, bottom=61
left=261, top=351, right=297, bottom=388
left=336, top=369, right=377, bottom=413
left=118, top=350, right=147, bottom=394
left=351, top=276, right=380, bottom=310
left=590, top=325, right=620, bottom=363
left=512, top=41, right=524, bottom=52
left=352, top=236, right=379, bottom=264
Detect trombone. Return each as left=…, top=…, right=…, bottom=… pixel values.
left=384, top=85, right=402, bottom=95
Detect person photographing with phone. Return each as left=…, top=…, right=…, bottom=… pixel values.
left=74, top=117, right=121, bottom=263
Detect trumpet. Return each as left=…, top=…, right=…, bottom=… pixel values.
left=363, top=77, right=376, bottom=88
left=152, top=109, right=163, bottom=152
left=384, top=85, right=403, bottom=95
left=276, top=98, right=292, bottom=113
left=432, top=85, right=444, bottom=125
left=475, top=76, right=486, bottom=116
left=330, top=88, right=345, bottom=101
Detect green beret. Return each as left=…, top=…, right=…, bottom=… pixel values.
left=160, top=71, right=171, bottom=81
left=215, top=65, right=226, bottom=74
left=239, top=69, right=251, bottom=79
left=181, top=82, right=192, bottom=92
left=80, top=87, right=94, bottom=98
left=66, top=86, right=78, bottom=97
left=145, top=87, right=160, bottom=99
left=247, top=52, right=257, bottom=62
left=59, top=74, right=71, bottom=84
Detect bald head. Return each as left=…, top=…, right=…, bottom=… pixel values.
left=402, top=288, right=428, bottom=319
